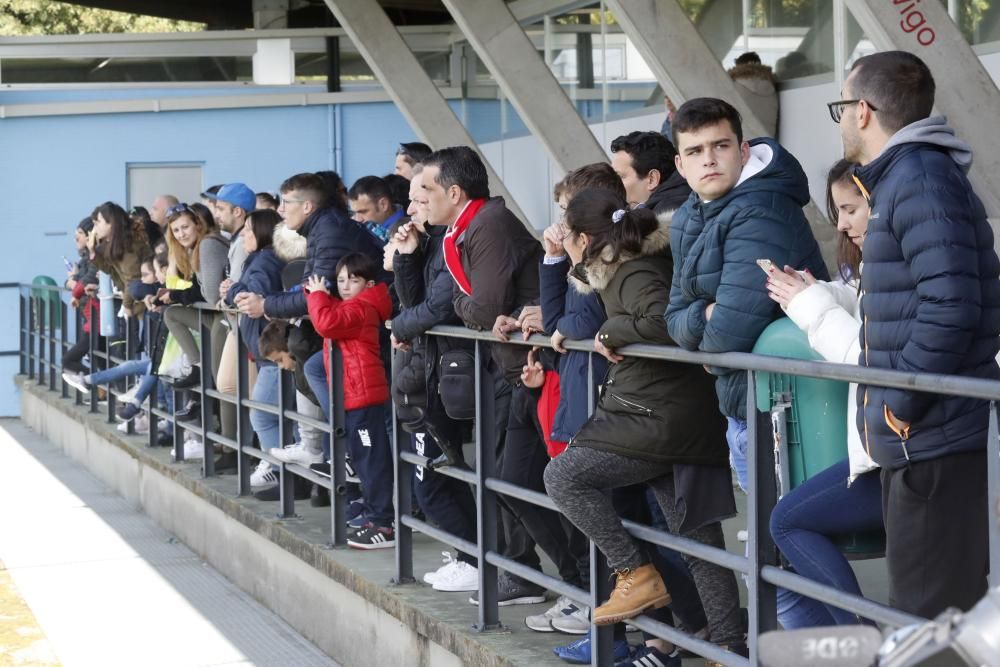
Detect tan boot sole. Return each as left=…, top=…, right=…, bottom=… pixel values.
left=591, top=593, right=671, bottom=626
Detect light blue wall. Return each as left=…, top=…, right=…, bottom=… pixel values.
left=0, top=86, right=647, bottom=414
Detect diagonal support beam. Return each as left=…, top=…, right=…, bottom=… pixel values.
left=604, top=0, right=771, bottom=140
left=606, top=0, right=837, bottom=261
left=843, top=0, right=1000, bottom=220
left=322, top=0, right=526, bottom=223
left=441, top=0, right=607, bottom=174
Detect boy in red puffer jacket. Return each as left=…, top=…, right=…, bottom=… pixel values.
left=305, top=252, right=395, bottom=550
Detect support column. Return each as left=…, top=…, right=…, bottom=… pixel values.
left=441, top=0, right=607, bottom=174
left=606, top=0, right=838, bottom=262
left=843, top=0, right=1000, bottom=220
left=322, top=0, right=527, bottom=222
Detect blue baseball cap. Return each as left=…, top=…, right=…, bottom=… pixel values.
left=204, top=183, right=256, bottom=213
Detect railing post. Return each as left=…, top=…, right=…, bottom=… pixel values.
left=105, top=311, right=116, bottom=424
left=988, top=401, right=999, bottom=588
left=199, top=310, right=215, bottom=477
left=88, top=316, right=98, bottom=412
left=59, top=299, right=68, bottom=399
left=236, top=326, right=253, bottom=497
left=746, top=369, right=778, bottom=665
left=27, top=293, right=35, bottom=380
left=48, top=295, right=56, bottom=390
left=331, top=345, right=348, bottom=546
left=277, top=364, right=296, bottom=519
left=146, top=316, right=158, bottom=449
left=589, top=541, right=613, bottom=667
left=19, top=290, right=27, bottom=377
left=474, top=339, right=502, bottom=631
left=36, top=297, right=46, bottom=387
left=393, top=395, right=414, bottom=584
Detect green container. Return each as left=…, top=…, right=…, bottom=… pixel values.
left=754, top=317, right=884, bottom=558
left=31, top=275, right=62, bottom=331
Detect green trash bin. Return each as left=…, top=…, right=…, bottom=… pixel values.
left=30, top=275, right=62, bottom=331
left=753, top=317, right=884, bottom=559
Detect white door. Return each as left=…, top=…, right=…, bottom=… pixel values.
left=127, top=163, right=204, bottom=210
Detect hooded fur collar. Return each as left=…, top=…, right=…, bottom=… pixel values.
left=573, top=214, right=671, bottom=293
left=273, top=223, right=307, bottom=262
left=727, top=62, right=776, bottom=84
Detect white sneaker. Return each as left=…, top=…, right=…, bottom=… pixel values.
left=549, top=599, right=591, bottom=635
left=431, top=559, right=479, bottom=592
left=525, top=595, right=590, bottom=633
left=172, top=438, right=205, bottom=461
left=116, top=417, right=148, bottom=434
left=423, top=551, right=456, bottom=585
left=250, top=459, right=277, bottom=487
left=269, top=442, right=324, bottom=466
left=62, top=371, right=89, bottom=393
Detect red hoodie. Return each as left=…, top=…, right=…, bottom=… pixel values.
left=71, top=281, right=99, bottom=335
left=306, top=282, right=392, bottom=411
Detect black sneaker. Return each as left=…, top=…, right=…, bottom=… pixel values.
left=347, top=523, right=395, bottom=550
left=469, top=571, right=547, bottom=606
left=214, top=451, right=237, bottom=473
left=175, top=400, right=201, bottom=423
left=172, top=367, right=200, bottom=390
left=116, top=402, right=142, bottom=422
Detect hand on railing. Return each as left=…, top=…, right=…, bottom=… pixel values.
left=594, top=332, right=623, bottom=364
left=492, top=314, right=520, bottom=342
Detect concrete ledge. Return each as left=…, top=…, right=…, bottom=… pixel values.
left=18, top=377, right=568, bottom=667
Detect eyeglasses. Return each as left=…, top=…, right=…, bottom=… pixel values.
left=166, top=203, right=190, bottom=217
left=827, top=99, right=878, bottom=124
left=279, top=197, right=306, bottom=207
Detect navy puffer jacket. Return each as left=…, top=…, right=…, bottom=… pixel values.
left=226, top=247, right=286, bottom=365
left=539, top=257, right=608, bottom=442
left=263, top=207, right=383, bottom=319
left=855, top=117, right=1000, bottom=470
left=666, top=138, right=829, bottom=419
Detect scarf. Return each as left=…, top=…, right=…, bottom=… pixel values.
left=443, top=198, right=487, bottom=296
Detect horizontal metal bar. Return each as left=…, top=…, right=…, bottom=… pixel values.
left=280, top=409, right=330, bottom=433
left=0, top=350, right=20, bottom=356
left=620, top=518, right=750, bottom=575
left=485, top=551, right=588, bottom=604
left=484, top=478, right=558, bottom=510
left=628, top=614, right=751, bottom=666
left=399, top=451, right=478, bottom=485
left=285, top=462, right=333, bottom=490
left=202, top=388, right=237, bottom=405
left=241, top=397, right=279, bottom=416
left=399, top=514, right=478, bottom=558
left=760, top=566, right=923, bottom=628
left=203, top=431, right=238, bottom=450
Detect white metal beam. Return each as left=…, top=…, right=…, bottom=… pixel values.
left=605, top=0, right=838, bottom=264
left=843, top=0, right=1000, bottom=220
left=321, top=0, right=527, bottom=222
left=442, top=0, right=606, bottom=174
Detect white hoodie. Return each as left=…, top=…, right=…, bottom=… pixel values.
left=784, top=276, right=879, bottom=484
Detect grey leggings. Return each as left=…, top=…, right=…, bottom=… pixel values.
left=544, top=445, right=743, bottom=645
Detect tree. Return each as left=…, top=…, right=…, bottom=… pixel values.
left=0, top=0, right=203, bottom=36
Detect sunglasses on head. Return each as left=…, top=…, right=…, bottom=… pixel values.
left=166, top=203, right=191, bottom=217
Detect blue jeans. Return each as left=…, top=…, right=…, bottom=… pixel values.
left=87, top=358, right=150, bottom=386
left=250, top=365, right=280, bottom=450
left=727, top=416, right=834, bottom=629
left=303, top=350, right=332, bottom=459
left=770, top=459, right=883, bottom=626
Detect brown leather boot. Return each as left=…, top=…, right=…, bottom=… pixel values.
left=592, top=563, right=671, bottom=625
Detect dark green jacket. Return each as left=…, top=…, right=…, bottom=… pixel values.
left=571, top=219, right=728, bottom=466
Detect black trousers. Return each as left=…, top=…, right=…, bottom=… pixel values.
left=63, top=332, right=106, bottom=375
left=410, top=421, right=479, bottom=567
left=881, top=448, right=989, bottom=617
left=498, top=384, right=583, bottom=587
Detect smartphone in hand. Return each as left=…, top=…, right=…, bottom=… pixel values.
left=756, top=259, right=775, bottom=274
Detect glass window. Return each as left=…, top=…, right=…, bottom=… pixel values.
left=954, top=0, right=1000, bottom=46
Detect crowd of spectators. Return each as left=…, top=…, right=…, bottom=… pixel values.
left=58, top=50, right=998, bottom=667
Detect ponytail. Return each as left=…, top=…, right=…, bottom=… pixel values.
left=564, top=188, right=659, bottom=265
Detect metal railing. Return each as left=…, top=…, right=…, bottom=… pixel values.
left=16, top=283, right=1000, bottom=667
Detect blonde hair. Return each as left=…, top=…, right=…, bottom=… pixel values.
left=165, top=209, right=210, bottom=280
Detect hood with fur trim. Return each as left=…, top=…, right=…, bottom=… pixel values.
left=273, top=223, right=307, bottom=262
left=573, top=215, right=671, bottom=293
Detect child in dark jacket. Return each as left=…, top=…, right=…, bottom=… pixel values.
left=62, top=217, right=104, bottom=383
left=305, top=252, right=395, bottom=550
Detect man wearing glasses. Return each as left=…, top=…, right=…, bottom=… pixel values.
left=834, top=50, right=1000, bottom=618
